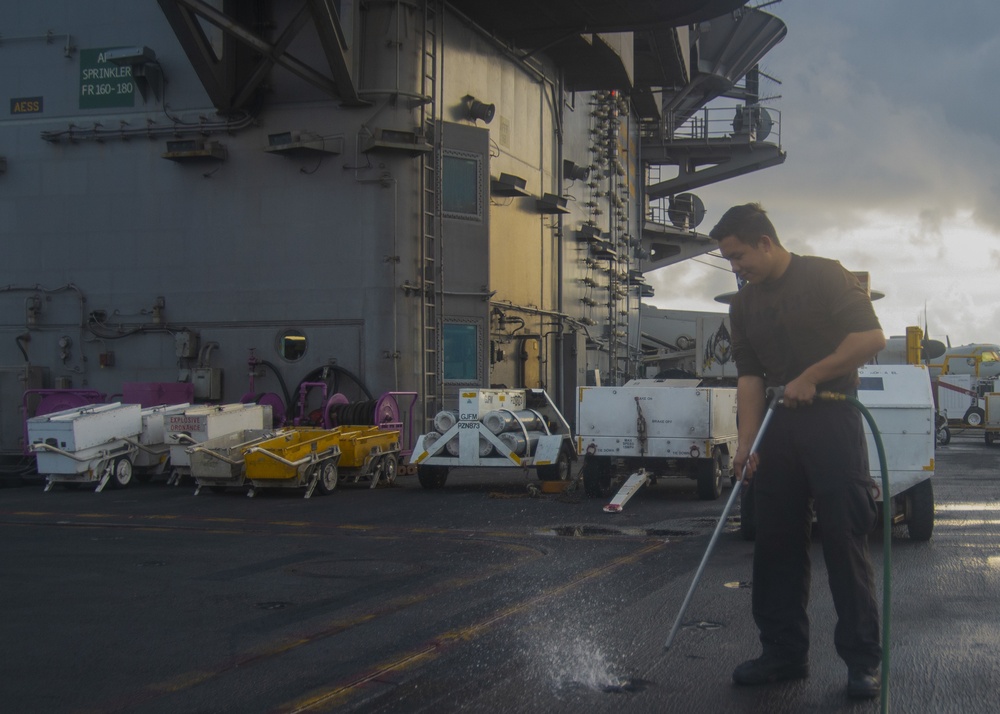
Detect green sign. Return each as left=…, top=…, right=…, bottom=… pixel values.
left=79, top=48, right=136, bottom=110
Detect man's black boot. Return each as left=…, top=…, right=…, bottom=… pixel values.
left=847, top=666, right=880, bottom=699
left=732, top=654, right=809, bottom=686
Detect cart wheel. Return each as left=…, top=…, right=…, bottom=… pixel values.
left=906, top=479, right=934, bottom=541
left=417, top=465, right=448, bottom=489
left=964, top=407, right=985, bottom=427
left=536, top=449, right=570, bottom=481
left=315, top=461, right=339, bottom=495
left=380, top=453, right=399, bottom=486
left=108, top=456, right=133, bottom=489
left=936, top=425, right=951, bottom=446
left=696, top=447, right=724, bottom=500
left=740, top=483, right=757, bottom=541
left=582, top=456, right=613, bottom=498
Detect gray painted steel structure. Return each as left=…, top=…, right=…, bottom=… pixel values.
left=0, top=1, right=785, bottom=455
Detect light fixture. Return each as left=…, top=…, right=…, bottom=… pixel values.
left=564, top=159, right=591, bottom=182
left=464, top=95, right=496, bottom=124
left=104, top=46, right=157, bottom=65
left=491, top=173, right=529, bottom=197
left=536, top=193, right=570, bottom=214
left=162, top=139, right=227, bottom=162
left=361, top=127, right=432, bottom=156
left=104, top=45, right=162, bottom=103
left=264, top=130, right=344, bottom=157
left=575, top=224, right=602, bottom=243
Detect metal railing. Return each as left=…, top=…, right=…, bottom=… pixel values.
left=641, top=104, right=782, bottom=148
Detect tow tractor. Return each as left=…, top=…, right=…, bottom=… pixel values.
left=410, top=389, right=575, bottom=489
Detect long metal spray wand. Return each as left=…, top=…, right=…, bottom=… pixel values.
left=663, top=387, right=784, bottom=649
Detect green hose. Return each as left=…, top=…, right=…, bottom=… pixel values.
left=819, top=392, right=890, bottom=713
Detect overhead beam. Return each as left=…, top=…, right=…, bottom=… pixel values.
left=157, top=0, right=232, bottom=110
left=306, top=0, right=366, bottom=106
left=640, top=221, right=717, bottom=272
left=644, top=143, right=786, bottom=199
left=172, top=0, right=340, bottom=97
left=231, top=4, right=312, bottom=109
left=159, top=0, right=368, bottom=111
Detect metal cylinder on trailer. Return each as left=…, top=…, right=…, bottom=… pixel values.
left=498, top=430, right=543, bottom=456
left=481, top=409, right=545, bottom=435
left=433, top=410, right=459, bottom=433
left=446, top=432, right=494, bottom=457
left=423, top=431, right=442, bottom=450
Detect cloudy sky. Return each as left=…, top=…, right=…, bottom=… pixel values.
left=647, top=0, right=1000, bottom=347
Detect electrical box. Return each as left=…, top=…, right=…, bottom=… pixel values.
left=457, top=389, right=529, bottom=421
left=192, top=367, right=222, bottom=401
left=175, top=331, right=199, bottom=359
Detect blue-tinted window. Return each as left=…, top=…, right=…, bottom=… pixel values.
left=442, top=153, right=481, bottom=219
left=443, top=323, right=478, bottom=381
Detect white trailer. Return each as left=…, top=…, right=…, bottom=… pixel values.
left=28, top=402, right=142, bottom=491
left=131, top=403, right=192, bottom=477
left=410, top=389, right=574, bottom=489
left=166, top=403, right=272, bottom=483
left=739, top=364, right=936, bottom=541
left=575, top=379, right=739, bottom=508
left=858, top=364, right=936, bottom=540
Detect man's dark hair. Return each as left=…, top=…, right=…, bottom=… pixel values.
left=709, top=202, right=781, bottom=248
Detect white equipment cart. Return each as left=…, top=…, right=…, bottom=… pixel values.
left=739, top=364, right=936, bottom=541
left=130, top=403, right=192, bottom=478
left=858, top=364, right=936, bottom=540
left=28, top=402, right=142, bottom=492
left=411, top=389, right=574, bottom=489
left=166, top=403, right=272, bottom=484
left=576, top=379, right=738, bottom=510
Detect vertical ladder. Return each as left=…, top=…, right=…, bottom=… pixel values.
left=619, top=101, right=634, bottom=381
left=606, top=97, right=622, bottom=384
left=420, top=0, right=442, bottom=429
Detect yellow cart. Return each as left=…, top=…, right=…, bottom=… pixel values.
left=243, top=428, right=341, bottom=498
left=336, top=426, right=401, bottom=488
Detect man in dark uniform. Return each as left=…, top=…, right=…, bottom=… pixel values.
left=710, top=203, right=886, bottom=700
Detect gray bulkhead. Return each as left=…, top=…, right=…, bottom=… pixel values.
left=0, top=1, right=643, bottom=452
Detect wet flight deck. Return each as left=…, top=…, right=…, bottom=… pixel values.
left=0, top=433, right=996, bottom=713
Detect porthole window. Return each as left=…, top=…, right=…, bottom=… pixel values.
left=278, top=329, right=307, bottom=362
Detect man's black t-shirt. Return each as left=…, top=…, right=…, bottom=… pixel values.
left=729, top=254, right=882, bottom=394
